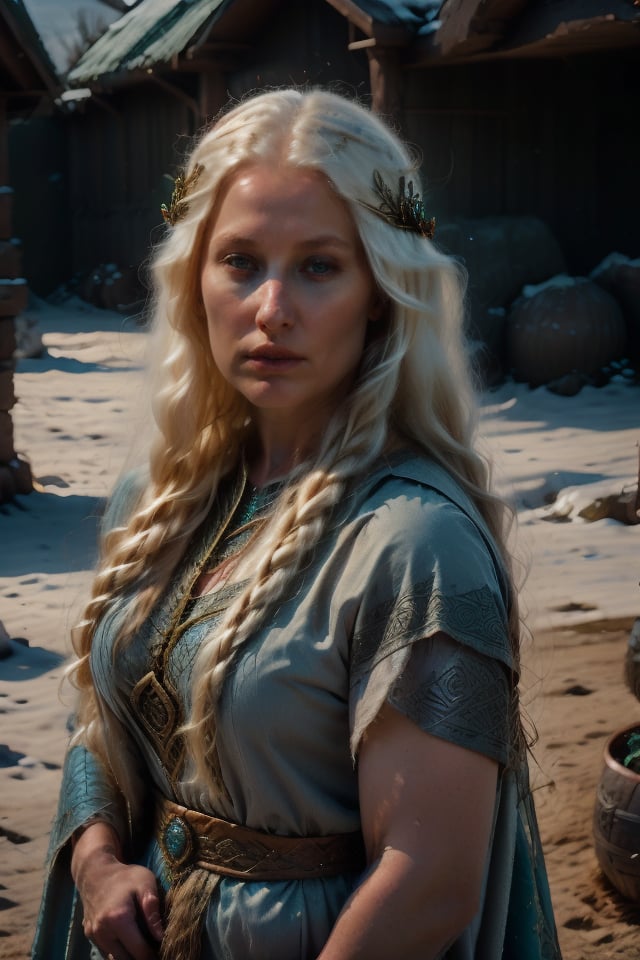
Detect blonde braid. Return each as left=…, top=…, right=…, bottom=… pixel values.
left=184, top=332, right=406, bottom=791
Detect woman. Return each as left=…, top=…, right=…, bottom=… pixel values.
left=33, top=88, right=561, bottom=960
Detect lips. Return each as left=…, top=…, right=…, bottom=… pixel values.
left=244, top=343, right=304, bottom=372
left=247, top=344, right=303, bottom=362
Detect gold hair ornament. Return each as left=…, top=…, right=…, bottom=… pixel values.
left=161, top=164, right=204, bottom=226
left=360, top=170, right=435, bottom=240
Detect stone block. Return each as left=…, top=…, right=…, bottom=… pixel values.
left=0, top=279, right=27, bottom=317
left=0, top=368, right=14, bottom=411
left=0, top=410, right=14, bottom=461
left=0, top=189, right=13, bottom=240
left=0, top=317, right=15, bottom=359
left=0, top=240, right=22, bottom=279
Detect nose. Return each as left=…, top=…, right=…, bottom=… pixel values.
left=254, top=278, right=292, bottom=333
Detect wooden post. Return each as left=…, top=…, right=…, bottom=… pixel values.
left=367, top=47, right=403, bottom=129
left=0, top=96, right=7, bottom=184
left=0, top=95, right=31, bottom=499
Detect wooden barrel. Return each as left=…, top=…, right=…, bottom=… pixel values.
left=625, top=620, right=640, bottom=702
left=593, top=724, right=640, bottom=903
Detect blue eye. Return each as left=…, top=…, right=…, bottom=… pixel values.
left=305, top=258, right=335, bottom=277
left=223, top=254, right=255, bottom=271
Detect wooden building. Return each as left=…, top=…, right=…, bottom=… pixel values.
left=0, top=1, right=59, bottom=501
left=58, top=0, right=369, bottom=291
left=58, top=0, right=639, bottom=291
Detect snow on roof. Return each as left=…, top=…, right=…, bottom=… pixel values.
left=68, top=0, right=227, bottom=84
left=68, top=0, right=446, bottom=85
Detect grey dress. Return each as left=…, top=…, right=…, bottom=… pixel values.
left=32, top=452, right=561, bottom=959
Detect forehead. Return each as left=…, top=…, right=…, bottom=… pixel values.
left=209, top=164, right=358, bottom=239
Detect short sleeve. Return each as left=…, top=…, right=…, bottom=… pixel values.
left=389, top=633, right=512, bottom=765
left=346, top=480, right=513, bottom=757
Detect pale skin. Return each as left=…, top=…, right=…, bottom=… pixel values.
left=318, top=701, right=498, bottom=960
left=71, top=823, right=163, bottom=959
left=71, top=164, right=500, bottom=958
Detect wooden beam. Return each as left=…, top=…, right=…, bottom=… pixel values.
left=184, top=41, right=252, bottom=71
left=0, top=2, right=59, bottom=97
left=144, top=73, right=199, bottom=120
left=195, top=0, right=279, bottom=46
left=348, top=37, right=377, bottom=50
left=367, top=47, right=403, bottom=127
left=0, top=99, right=7, bottom=185
left=324, top=0, right=374, bottom=38
left=435, top=0, right=529, bottom=58
left=0, top=23, right=37, bottom=90
left=1, top=89, right=50, bottom=99
left=416, top=12, right=640, bottom=64
left=326, top=0, right=412, bottom=46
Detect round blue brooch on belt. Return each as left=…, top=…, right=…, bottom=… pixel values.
left=162, top=816, right=193, bottom=869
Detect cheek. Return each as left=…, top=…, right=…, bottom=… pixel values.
left=330, top=311, right=369, bottom=375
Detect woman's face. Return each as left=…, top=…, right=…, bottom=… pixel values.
left=200, top=164, right=378, bottom=435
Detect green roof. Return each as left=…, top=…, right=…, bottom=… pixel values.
left=66, top=0, right=640, bottom=87
left=69, top=0, right=229, bottom=84
left=68, top=0, right=447, bottom=85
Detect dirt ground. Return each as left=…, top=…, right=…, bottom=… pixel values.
left=1, top=618, right=640, bottom=959
left=1, top=303, right=639, bottom=958
left=526, top=617, right=640, bottom=959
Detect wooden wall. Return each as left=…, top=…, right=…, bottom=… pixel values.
left=0, top=95, right=30, bottom=500
left=66, top=83, right=197, bottom=281
left=57, top=0, right=368, bottom=286
left=8, top=12, right=638, bottom=297
left=402, top=49, right=639, bottom=274
left=226, top=0, right=369, bottom=101
left=9, top=116, right=69, bottom=296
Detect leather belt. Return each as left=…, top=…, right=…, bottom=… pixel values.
left=157, top=797, right=366, bottom=881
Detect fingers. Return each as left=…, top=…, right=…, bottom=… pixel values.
left=105, top=947, right=134, bottom=960
left=83, top=892, right=162, bottom=959
left=90, top=921, right=160, bottom=960
left=79, top=863, right=163, bottom=960
left=139, top=888, right=165, bottom=943
left=109, top=924, right=158, bottom=960
left=96, top=931, right=155, bottom=960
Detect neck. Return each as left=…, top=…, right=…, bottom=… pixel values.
left=246, top=415, right=325, bottom=488
left=248, top=449, right=299, bottom=488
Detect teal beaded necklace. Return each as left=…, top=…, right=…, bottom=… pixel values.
left=231, top=479, right=283, bottom=531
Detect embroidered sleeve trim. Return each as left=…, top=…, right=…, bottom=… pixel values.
left=389, top=634, right=512, bottom=765
left=350, top=577, right=511, bottom=687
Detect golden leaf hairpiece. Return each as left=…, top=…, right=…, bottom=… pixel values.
left=161, top=164, right=204, bottom=226
left=360, top=170, right=435, bottom=240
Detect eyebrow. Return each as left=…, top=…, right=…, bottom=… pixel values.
left=211, top=232, right=353, bottom=251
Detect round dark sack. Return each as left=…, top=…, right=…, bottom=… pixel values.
left=593, top=724, right=640, bottom=903
left=506, top=277, right=626, bottom=386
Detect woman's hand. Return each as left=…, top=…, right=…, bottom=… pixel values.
left=71, top=821, right=164, bottom=960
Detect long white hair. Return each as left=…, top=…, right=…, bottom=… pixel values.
left=70, top=88, right=518, bottom=795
